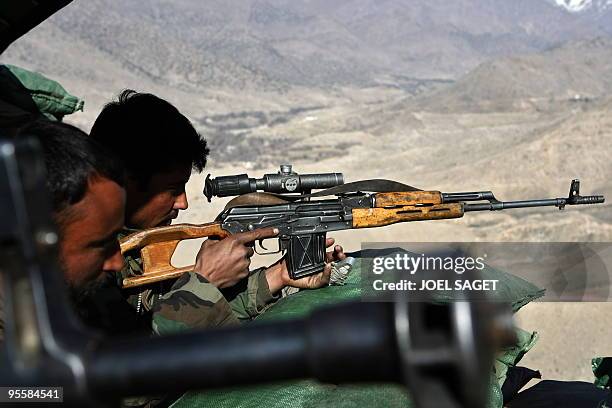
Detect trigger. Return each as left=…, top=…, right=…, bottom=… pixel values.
left=258, top=239, right=268, bottom=251
left=254, top=239, right=267, bottom=255
left=254, top=239, right=281, bottom=255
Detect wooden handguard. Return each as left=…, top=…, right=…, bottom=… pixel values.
left=119, top=222, right=229, bottom=288
left=374, top=191, right=443, bottom=206
left=352, top=191, right=464, bottom=228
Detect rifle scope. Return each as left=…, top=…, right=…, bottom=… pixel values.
left=204, top=164, right=344, bottom=201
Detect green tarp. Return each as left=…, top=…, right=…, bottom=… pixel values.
left=171, top=250, right=544, bottom=408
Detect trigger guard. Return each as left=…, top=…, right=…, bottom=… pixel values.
left=254, top=238, right=282, bottom=256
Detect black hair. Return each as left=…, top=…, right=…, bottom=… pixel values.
left=89, top=90, right=209, bottom=185
left=18, top=120, right=125, bottom=213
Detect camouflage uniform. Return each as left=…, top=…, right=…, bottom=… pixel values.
left=119, top=229, right=279, bottom=336
left=117, top=229, right=280, bottom=408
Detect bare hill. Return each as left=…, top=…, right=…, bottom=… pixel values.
left=414, top=37, right=612, bottom=112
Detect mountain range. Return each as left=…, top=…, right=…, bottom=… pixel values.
left=551, top=0, right=612, bottom=13
left=3, top=0, right=612, bottom=96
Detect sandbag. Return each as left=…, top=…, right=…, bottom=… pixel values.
left=3, top=64, right=83, bottom=120
left=171, top=249, right=545, bottom=408
left=0, top=64, right=83, bottom=135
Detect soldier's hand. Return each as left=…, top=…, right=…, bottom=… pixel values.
left=324, top=237, right=347, bottom=264
left=266, top=237, right=346, bottom=292
left=194, top=227, right=279, bottom=288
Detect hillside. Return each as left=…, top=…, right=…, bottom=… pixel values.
left=413, top=37, right=612, bottom=112
left=3, top=0, right=611, bottom=95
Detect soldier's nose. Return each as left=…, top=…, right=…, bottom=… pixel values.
left=104, top=249, right=125, bottom=274
left=174, top=192, right=188, bottom=211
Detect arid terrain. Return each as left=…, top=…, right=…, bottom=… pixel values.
left=2, top=0, right=612, bottom=389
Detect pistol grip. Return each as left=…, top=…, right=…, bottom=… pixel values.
left=285, top=232, right=327, bottom=280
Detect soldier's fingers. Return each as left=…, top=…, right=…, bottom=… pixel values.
left=234, top=260, right=250, bottom=278
left=245, top=247, right=255, bottom=258
left=334, top=245, right=347, bottom=261
left=319, top=263, right=332, bottom=286
left=196, top=238, right=214, bottom=257
left=235, top=227, right=279, bottom=244
left=325, top=237, right=335, bottom=248
left=234, top=242, right=255, bottom=259
left=325, top=244, right=344, bottom=263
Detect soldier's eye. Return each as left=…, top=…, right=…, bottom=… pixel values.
left=91, top=236, right=119, bottom=252
left=169, top=185, right=185, bottom=196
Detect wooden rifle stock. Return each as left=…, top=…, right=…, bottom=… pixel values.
left=120, top=222, right=229, bottom=288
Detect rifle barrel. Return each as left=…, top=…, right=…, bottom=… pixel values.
left=464, top=196, right=604, bottom=212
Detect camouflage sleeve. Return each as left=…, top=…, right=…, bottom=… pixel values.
left=118, top=236, right=240, bottom=336
left=222, top=267, right=280, bottom=321
left=119, top=227, right=273, bottom=332
left=149, top=272, right=240, bottom=336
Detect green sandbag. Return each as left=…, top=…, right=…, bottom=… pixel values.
left=3, top=64, right=84, bottom=120
left=494, top=329, right=539, bottom=388
left=171, top=250, right=544, bottom=408
left=593, top=357, right=612, bottom=389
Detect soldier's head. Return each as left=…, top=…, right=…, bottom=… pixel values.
left=90, top=90, right=209, bottom=229
left=19, top=121, right=126, bottom=294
